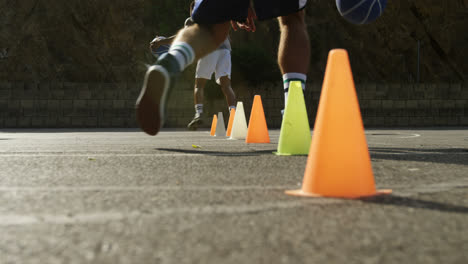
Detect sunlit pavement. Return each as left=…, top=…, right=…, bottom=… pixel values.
left=1, top=128, right=467, bottom=264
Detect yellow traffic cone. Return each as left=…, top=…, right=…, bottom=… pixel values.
left=275, top=81, right=311, bottom=155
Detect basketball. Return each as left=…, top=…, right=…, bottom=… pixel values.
left=153, top=44, right=170, bottom=57
left=151, top=36, right=170, bottom=57
left=336, top=0, right=387, bottom=25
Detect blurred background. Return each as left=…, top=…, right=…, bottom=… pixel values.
left=0, top=0, right=467, bottom=128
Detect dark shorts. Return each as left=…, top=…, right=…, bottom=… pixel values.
left=192, top=0, right=307, bottom=24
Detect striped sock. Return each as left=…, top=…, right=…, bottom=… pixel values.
left=168, top=42, right=195, bottom=71
left=283, top=73, right=306, bottom=107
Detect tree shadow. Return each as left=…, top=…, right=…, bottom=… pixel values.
left=361, top=194, right=468, bottom=214
left=369, top=147, right=468, bottom=166
left=156, top=148, right=277, bottom=157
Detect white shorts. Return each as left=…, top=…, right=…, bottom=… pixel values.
left=195, top=49, right=231, bottom=84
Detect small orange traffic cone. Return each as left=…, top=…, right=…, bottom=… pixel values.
left=226, top=108, right=236, bottom=137
left=286, top=49, right=391, bottom=198
left=210, top=114, right=217, bottom=136
left=246, top=95, right=270, bottom=143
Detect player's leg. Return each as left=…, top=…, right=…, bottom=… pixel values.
left=169, top=0, right=252, bottom=70
left=136, top=0, right=249, bottom=136
left=188, top=51, right=217, bottom=130
left=219, top=76, right=236, bottom=112
left=187, top=77, right=207, bottom=130
left=194, top=78, right=206, bottom=113
left=252, top=0, right=309, bottom=110
left=214, top=49, right=236, bottom=112
left=172, top=22, right=231, bottom=68
left=278, top=10, right=309, bottom=76
left=278, top=10, right=309, bottom=108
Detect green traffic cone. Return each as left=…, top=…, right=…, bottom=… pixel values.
left=275, top=81, right=311, bottom=155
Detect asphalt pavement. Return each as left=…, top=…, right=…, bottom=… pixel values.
left=0, top=128, right=467, bottom=264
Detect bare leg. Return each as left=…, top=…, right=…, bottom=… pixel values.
left=174, top=23, right=231, bottom=61
left=219, top=76, right=236, bottom=107
left=194, top=78, right=207, bottom=105
left=187, top=78, right=207, bottom=130
left=277, top=10, right=310, bottom=74
left=137, top=21, right=231, bottom=136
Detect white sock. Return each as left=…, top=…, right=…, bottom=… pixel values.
left=168, top=42, right=195, bottom=71
left=283, top=73, right=306, bottom=107
left=195, top=104, right=203, bottom=117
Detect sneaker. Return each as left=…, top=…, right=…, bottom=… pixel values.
left=136, top=53, right=179, bottom=136
left=187, top=114, right=203, bottom=130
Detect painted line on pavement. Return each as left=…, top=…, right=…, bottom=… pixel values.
left=0, top=185, right=297, bottom=192
left=367, top=133, right=421, bottom=139
left=369, top=151, right=468, bottom=155
left=0, top=153, right=230, bottom=157
left=0, top=199, right=341, bottom=226
left=397, top=133, right=420, bottom=139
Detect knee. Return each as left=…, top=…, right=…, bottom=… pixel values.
left=219, top=77, right=231, bottom=88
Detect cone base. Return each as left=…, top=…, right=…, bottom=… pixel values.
left=273, top=152, right=308, bottom=156
left=285, top=189, right=392, bottom=199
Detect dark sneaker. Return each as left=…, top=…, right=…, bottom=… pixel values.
left=136, top=53, right=179, bottom=136
left=187, top=115, right=203, bottom=130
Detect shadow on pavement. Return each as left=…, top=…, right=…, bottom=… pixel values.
left=156, top=148, right=276, bottom=157
left=361, top=194, right=468, bottom=214
left=370, top=147, right=468, bottom=166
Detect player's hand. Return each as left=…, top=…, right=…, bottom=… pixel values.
left=149, top=37, right=163, bottom=53
left=231, top=6, right=257, bottom=32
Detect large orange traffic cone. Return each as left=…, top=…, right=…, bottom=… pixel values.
left=226, top=108, right=236, bottom=137
left=246, top=95, right=270, bottom=143
left=210, top=114, right=217, bottom=136
left=286, top=49, right=391, bottom=198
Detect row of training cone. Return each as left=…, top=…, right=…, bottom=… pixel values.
left=209, top=81, right=310, bottom=153
left=210, top=95, right=270, bottom=143
left=209, top=49, right=391, bottom=199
